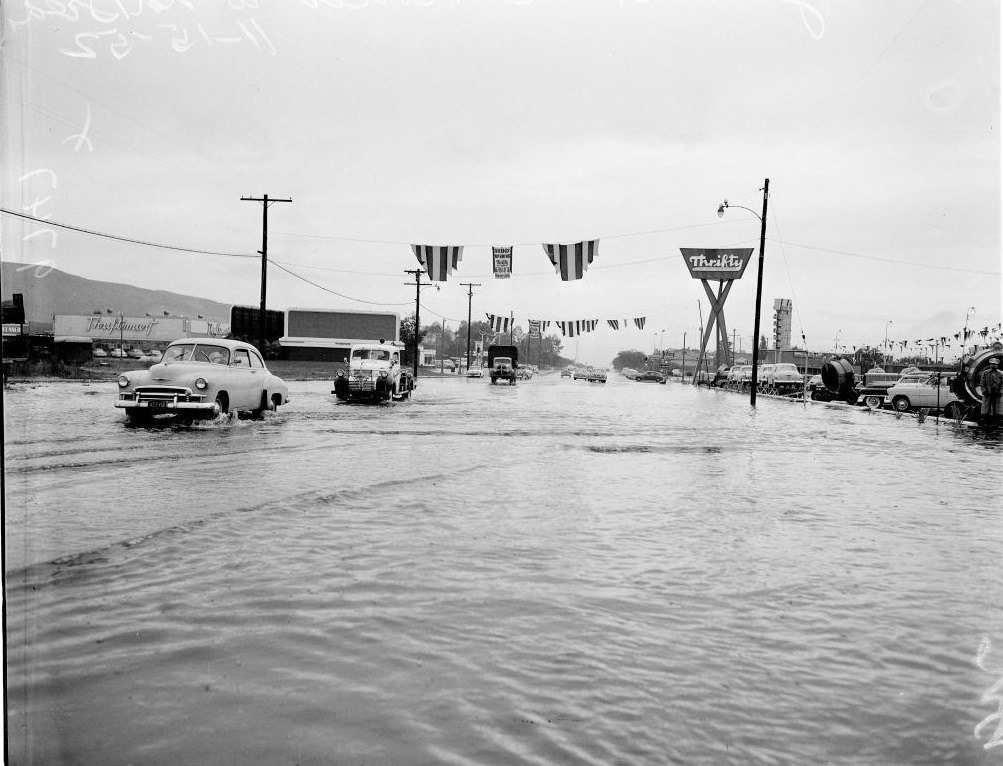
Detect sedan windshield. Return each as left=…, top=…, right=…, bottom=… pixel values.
left=162, top=344, right=230, bottom=364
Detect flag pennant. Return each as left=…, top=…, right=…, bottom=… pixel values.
left=633, top=317, right=646, bottom=330
left=542, top=240, right=598, bottom=281
left=557, top=319, right=599, bottom=337
left=411, top=245, right=463, bottom=281
left=486, top=313, right=511, bottom=334
left=607, top=319, right=620, bottom=330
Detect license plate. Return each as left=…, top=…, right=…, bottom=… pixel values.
left=147, top=400, right=168, bottom=408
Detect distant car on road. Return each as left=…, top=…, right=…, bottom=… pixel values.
left=115, top=338, right=290, bottom=423
left=636, top=370, right=665, bottom=383
left=92, top=347, right=108, bottom=358
left=466, top=366, right=484, bottom=378
left=109, top=348, right=126, bottom=358
left=127, top=348, right=146, bottom=360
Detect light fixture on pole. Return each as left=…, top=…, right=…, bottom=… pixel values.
left=717, top=178, right=769, bottom=406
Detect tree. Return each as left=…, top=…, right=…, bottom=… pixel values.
left=399, top=313, right=425, bottom=367
left=612, top=349, right=647, bottom=372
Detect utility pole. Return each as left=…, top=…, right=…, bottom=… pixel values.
left=681, top=331, right=686, bottom=382
left=509, top=311, right=514, bottom=345
left=404, top=269, right=427, bottom=379
left=748, top=178, right=769, bottom=407
left=241, top=194, right=291, bottom=355
left=460, top=282, right=480, bottom=372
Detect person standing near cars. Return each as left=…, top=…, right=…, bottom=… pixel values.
left=979, top=358, right=1002, bottom=425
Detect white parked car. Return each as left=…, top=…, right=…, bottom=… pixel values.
left=766, top=363, right=802, bottom=392
left=466, top=366, right=484, bottom=378
left=115, top=338, right=290, bottom=423
left=886, top=372, right=963, bottom=416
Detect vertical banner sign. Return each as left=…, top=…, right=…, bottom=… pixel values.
left=492, top=246, right=513, bottom=279
left=528, top=319, right=541, bottom=339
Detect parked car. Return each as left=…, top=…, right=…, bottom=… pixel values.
left=758, top=364, right=776, bottom=388
left=766, top=363, right=803, bottom=393
left=886, top=372, right=963, bottom=416
left=561, top=366, right=574, bottom=378
left=92, top=347, right=108, bottom=358
left=146, top=350, right=163, bottom=362
left=466, top=366, right=484, bottom=378
left=109, top=348, right=126, bottom=358
left=115, top=338, right=290, bottom=423
left=573, top=367, right=589, bottom=380
left=622, top=368, right=639, bottom=380
left=807, top=373, right=834, bottom=401
left=586, top=367, right=607, bottom=383
left=127, top=348, right=146, bottom=359
left=636, top=370, right=665, bottom=382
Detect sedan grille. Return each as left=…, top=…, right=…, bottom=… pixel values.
left=133, top=385, right=204, bottom=403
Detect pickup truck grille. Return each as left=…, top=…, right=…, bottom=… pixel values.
left=348, top=377, right=377, bottom=392
left=132, top=386, right=203, bottom=403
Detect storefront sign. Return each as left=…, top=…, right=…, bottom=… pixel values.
left=54, top=315, right=186, bottom=341
left=492, top=246, right=512, bottom=279
left=188, top=319, right=231, bottom=337
left=679, top=248, right=754, bottom=281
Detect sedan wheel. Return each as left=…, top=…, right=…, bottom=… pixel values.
left=892, top=396, right=911, bottom=412
left=864, top=395, right=883, bottom=409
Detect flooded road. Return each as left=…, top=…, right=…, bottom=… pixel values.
left=4, top=373, right=1003, bottom=765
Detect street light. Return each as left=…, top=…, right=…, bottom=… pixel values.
left=717, top=178, right=770, bottom=406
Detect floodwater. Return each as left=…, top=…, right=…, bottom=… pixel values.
left=4, top=373, right=1003, bottom=766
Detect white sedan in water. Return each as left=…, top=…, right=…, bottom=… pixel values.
left=114, top=338, right=290, bottom=423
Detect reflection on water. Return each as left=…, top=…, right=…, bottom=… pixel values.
left=4, top=376, right=1003, bottom=765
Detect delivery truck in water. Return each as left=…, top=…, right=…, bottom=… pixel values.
left=487, top=345, right=518, bottom=385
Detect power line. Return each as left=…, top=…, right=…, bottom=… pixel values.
left=270, top=261, right=411, bottom=307
left=0, top=208, right=254, bottom=259
left=781, top=239, right=1000, bottom=275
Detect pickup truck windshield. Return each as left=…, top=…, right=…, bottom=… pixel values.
left=352, top=349, right=390, bottom=361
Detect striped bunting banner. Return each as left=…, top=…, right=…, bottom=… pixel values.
left=542, top=240, right=598, bottom=281
left=486, top=313, right=511, bottom=334
left=557, top=319, right=598, bottom=338
left=607, top=319, right=620, bottom=330
left=633, top=317, right=646, bottom=330
left=411, top=245, right=463, bottom=281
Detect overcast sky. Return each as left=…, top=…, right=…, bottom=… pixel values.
left=2, top=0, right=1000, bottom=365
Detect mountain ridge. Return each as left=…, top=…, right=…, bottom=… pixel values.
left=1, top=262, right=234, bottom=326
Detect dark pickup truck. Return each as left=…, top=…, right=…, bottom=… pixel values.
left=487, top=345, right=518, bottom=385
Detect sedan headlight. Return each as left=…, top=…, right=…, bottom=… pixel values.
left=195, top=377, right=208, bottom=390
left=118, top=375, right=129, bottom=388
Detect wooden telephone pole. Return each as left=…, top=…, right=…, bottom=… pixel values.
left=460, top=282, right=480, bottom=372
left=241, top=194, right=291, bottom=354
left=404, top=269, right=430, bottom=379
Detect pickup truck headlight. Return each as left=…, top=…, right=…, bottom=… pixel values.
left=337, top=370, right=345, bottom=378
left=118, top=375, right=129, bottom=388
left=195, top=377, right=208, bottom=390
left=379, top=370, right=389, bottom=378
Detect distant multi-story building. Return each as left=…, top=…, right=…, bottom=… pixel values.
left=773, top=298, right=793, bottom=350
